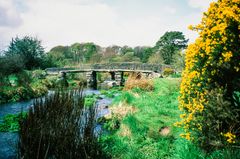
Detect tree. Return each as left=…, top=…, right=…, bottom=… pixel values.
left=71, top=43, right=85, bottom=63
left=120, top=46, right=133, bottom=55
left=177, top=0, right=240, bottom=150
left=0, top=55, right=23, bottom=86
left=5, top=36, right=45, bottom=70
left=134, top=46, right=154, bottom=63
left=154, top=31, right=188, bottom=64
left=89, top=53, right=102, bottom=63
left=48, top=42, right=100, bottom=65
left=50, top=46, right=72, bottom=59
left=70, top=42, right=99, bottom=63
left=172, top=51, right=185, bottom=71
left=121, top=52, right=141, bottom=62
left=82, top=43, right=99, bottom=62
left=48, top=45, right=72, bottom=66
left=100, top=45, right=122, bottom=63
left=148, top=53, right=164, bottom=64
left=0, top=55, right=24, bottom=75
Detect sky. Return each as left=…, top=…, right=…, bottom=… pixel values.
left=0, top=0, right=215, bottom=51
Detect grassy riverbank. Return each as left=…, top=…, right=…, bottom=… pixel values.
left=1, top=77, right=238, bottom=158
left=100, top=78, right=238, bottom=159
left=0, top=70, right=49, bottom=104
left=0, top=70, right=83, bottom=104
left=0, top=80, right=48, bottom=104
left=100, top=78, right=181, bottom=159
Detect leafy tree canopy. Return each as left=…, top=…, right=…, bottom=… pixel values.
left=154, top=31, right=188, bottom=64
left=134, top=46, right=154, bottom=63
left=0, top=55, right=24, bottom=78
left=48, top=45, right=72, bottom=61
left=5, top=36, right=45, bottom=70
left=120, top=46, right=134, bottom=55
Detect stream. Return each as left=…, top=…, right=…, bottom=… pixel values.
left=0, top=89, right=112, bottom=159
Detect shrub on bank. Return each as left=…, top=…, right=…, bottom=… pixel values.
left=43, top=76, right=59, bottom=88
left=31, top=69, right=46, bottom=79
left=0, top=71, right=49, bottom=104
left=0, top=86, right=33, bottom=103
left=0, top=112, right=27, bottom=132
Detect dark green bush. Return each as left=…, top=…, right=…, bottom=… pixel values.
left=198, top=89, right=240, bottom=150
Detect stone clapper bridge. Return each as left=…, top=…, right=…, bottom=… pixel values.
left=46, top=63, right=168, bottom=89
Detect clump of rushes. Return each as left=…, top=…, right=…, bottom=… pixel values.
left=18, top=88, right=109, bottom=159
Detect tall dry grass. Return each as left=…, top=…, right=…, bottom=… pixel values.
left=123, top=72, right=154, bottom=91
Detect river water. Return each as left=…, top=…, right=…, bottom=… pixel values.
left=0, top=89, right=112, bottom=159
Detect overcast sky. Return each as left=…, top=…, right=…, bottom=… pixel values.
left=0, top=0, right=214, bottom=51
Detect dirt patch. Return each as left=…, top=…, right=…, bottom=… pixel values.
left=159, top=126, right=170, bottom=136
left=111, top=102, right=137, bottom=118
left=118, top=124, right=132, bottom=137
left=104, top=102, right=137, bottom=120
left=131, top=92, right=140, bottom=98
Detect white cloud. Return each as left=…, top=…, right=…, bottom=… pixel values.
left=0, top=0, right=214, bottom=51
left=188, top=0, right=215, bottom=11
left=0, top=0, right=22, bottom=27
left=163, top=6, right=177, bottom=14
left=23, top=0, right=120, bottom=48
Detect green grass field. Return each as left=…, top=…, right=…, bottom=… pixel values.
left=100, top=78, right=239, bottom=159
left=100, top=78, right=182, bottom=159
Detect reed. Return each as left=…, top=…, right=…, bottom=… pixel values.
left=18, top=88, right=108, bottom=159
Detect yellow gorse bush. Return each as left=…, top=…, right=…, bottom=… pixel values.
left=177, top=0, right=240, bottom=147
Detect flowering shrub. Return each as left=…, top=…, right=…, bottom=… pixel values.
left=176, top=0, right=240, bottom=150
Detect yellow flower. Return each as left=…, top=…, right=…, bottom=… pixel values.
left=185, top=133, right=191, bottom=140
left=188, top=25, right=194, bottom=30
left=223, top=132, right=236, bottom=143
left=180, top=114, right=186, bottom=119
left=222, top=51, right=233, bottom=62
left=180, top=133, right=192, bottom=141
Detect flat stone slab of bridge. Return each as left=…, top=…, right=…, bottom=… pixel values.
left=61, top=69, right=154, bottom=74
left=45, top=62, right=167, bottom=75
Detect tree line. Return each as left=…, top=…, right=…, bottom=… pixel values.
left=48, top=31, right=188, bottom=66
left=0, top=31, right=188, bottom=78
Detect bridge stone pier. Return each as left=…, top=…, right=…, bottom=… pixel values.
left=46, top=62, right=169, bottom=89
left=114, top=72, right=125, bottom=86
left=86, top=71, right=125, bottom=89
left=86, top=71, right=97, bottom=89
